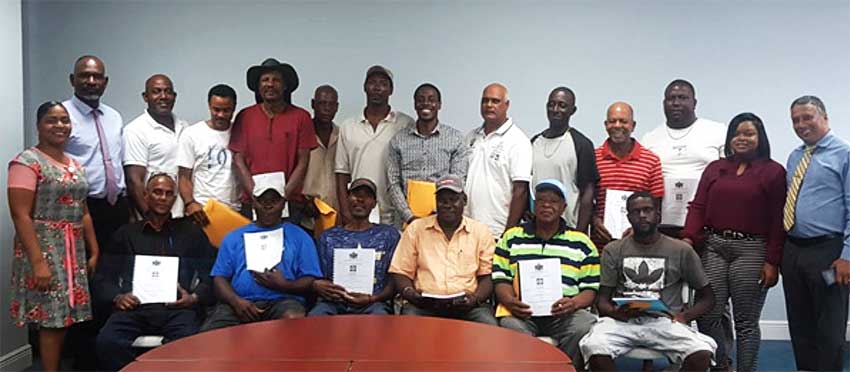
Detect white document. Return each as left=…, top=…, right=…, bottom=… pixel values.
left=661, top=178, right=698, bottom=226
left=519, top=258, right=563, bottom=316
left=132, top=255, right=179, bottom=304
left=603, top=189, right=632, bottom=239
left=243, top=228, right=284, bottom=272
left=332, top=245, right=376, bottom=295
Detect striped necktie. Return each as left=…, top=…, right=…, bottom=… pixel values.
left=783, top=145, right=815, bottom=231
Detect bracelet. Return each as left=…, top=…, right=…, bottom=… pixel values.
left=184, top=199, right=197, bottom=207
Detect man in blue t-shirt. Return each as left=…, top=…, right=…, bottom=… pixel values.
left=201, top=172, right=322, bottom=331
left=309, top=178, right=400, bottom=316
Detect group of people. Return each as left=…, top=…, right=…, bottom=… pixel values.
left=6, top=54, right=849, bottom=372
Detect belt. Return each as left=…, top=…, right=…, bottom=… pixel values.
left=787, top=234, right=842, bottom=247
left=706, top=227, right=763, bottom=241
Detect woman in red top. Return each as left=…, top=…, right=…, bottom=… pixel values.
left=682, top=112, right=786, bottom=372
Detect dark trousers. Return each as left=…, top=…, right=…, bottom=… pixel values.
left=96, top=305, right=199, bottom=371
left=66, top=195, right=131, bottom=370
left=782, top=235, right=849, bottom=371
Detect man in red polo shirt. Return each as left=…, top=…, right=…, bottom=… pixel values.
left=591, top=101, right=664, bottom=249
left=230, top=58, right=317, bottom=221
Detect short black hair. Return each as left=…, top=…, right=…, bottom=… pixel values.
left=36, top=101, right=66, bottom=124
left=208, top=84, right=237, bottom=103
left=414, top=83, right=441, bottom=102
left=626, top=191, right=660, bottom=210
left=665, top=79, right=696, bottom=98
left=790, top=95, right=827, bottom=117
left=724, top=112, right=771, bottom=159
left=550, top=86, right=576, bottom=101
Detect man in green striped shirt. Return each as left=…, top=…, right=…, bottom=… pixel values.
left=493, top=179, right=599, bottom=367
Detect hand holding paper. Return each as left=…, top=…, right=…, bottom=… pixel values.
left=132, top=255, right=179, bottom=304
left=332, top=245, right=376, bottom=295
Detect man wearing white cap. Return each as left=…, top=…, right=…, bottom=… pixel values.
left=201, top=172, right=322, bottom=331
left=335, top=65, right=414, bottom=226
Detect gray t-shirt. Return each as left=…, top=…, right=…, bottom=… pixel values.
left=601, top=235, right=708, bottom=313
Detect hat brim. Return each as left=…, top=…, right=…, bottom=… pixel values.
left=247, top=64, right=299, bottom=93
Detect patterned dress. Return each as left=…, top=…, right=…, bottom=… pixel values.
left=9, top=148, right=92, bottom=328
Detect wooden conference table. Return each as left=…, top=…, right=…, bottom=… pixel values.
left=122, top=315, right=573, bottom=371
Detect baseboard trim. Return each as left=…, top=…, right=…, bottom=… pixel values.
left=0, top=344, right=32, bottom=372
left=760, top=320, right=850, bottom=341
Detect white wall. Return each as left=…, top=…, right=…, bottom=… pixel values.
left=18, top=0, right=850, bottom=329
left=1, top=0, right=32, bottom=370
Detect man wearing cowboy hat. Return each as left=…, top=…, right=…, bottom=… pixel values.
left=230, top=58, right=317, bottom=221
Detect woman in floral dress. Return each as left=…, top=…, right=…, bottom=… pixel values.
left=7, top=101, right=99, bottom=371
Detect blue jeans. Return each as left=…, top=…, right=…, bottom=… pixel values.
left=308, top=300, right=392, bottom=316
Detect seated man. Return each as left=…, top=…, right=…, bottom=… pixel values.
left=579, top=191, right=716, bottom=371
left=309, top=178, right=400, bottom=316
left=201, top=172, right=322, bottom=331
left=389, top=175, right=497, bottom=325
left=494, top=179, right=599, bottom=367
left=95, top=173, right=216, bottom=371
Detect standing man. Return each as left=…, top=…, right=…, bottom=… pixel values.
left=229, top=58, right=316, bottom=220
left=64, top=55, right=128, bottom=253
left=494, top=179, right=599, bottom=365
left=123, top=74, right=189, bottom=218
left=465, top=83, right=532, bottom=238
left=302, top=85, right=341, bottom=223
left=782, top=95, right=849, bottom=371
left=335, top=65, right=415, bottom=226
left=309, top=178, right=400, bottom=316
left=387, top=83, right=469, bottom=226
left=63, top=54, right=128, bottom=371
left=531, top=87, right=599, bottom=233
left=591, top=102, right=664, bottom=248
left=177, top=84, right=240, bottom=227
left=95, top=174, right=215, bottom=371
left=390, top=175, right=497, bottom=325
left=641, top=79, right=725, bottom=237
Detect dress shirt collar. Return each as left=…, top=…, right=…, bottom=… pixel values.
left=425, top=215, right=472, bottom=235
left=358, top=109, right=398, bottom=125
left=143, top=215, right=173, bottom=233
left=69, top=95, right=102, bottom=116
left=600, top=138, right=643, bottom=161
left=408, top=121, right=441, bottom=138
left=805, top=130, right=835, bottom=151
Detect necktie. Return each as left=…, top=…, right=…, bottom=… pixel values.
left=783, top=145, right=815, bottom=231
left=93, top=110, right=119, bottom=205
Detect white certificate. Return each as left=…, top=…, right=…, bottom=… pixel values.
left=604, top=189, right=632, bottom=239
left=243, top=228, right=284, bottom=272
left=519, top=258, right=563, bottom=316
left=661, top=178, right=698, bottom=226
left=132, top=255, right=179, bottom=304
left=332, top=245, right=376, bottom=295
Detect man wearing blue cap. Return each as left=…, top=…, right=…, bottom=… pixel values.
left=493, top=179, right=599, bottom=366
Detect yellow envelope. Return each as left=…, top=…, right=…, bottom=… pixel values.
left=202, top=199, right=250, bottom=248
left=495, top=275, right=521, bottom=317
left=314, top=197, right=337, bottom=238
left=407, top=180, right=437, bottom=218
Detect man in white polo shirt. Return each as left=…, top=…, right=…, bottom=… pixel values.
left=335, top=65, right=414, bottom=226
left=465, top=83, right=533, bottom=239
left=124, top=74, right=189, bottom=218
left=641, top=79, right=725, bottom=237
